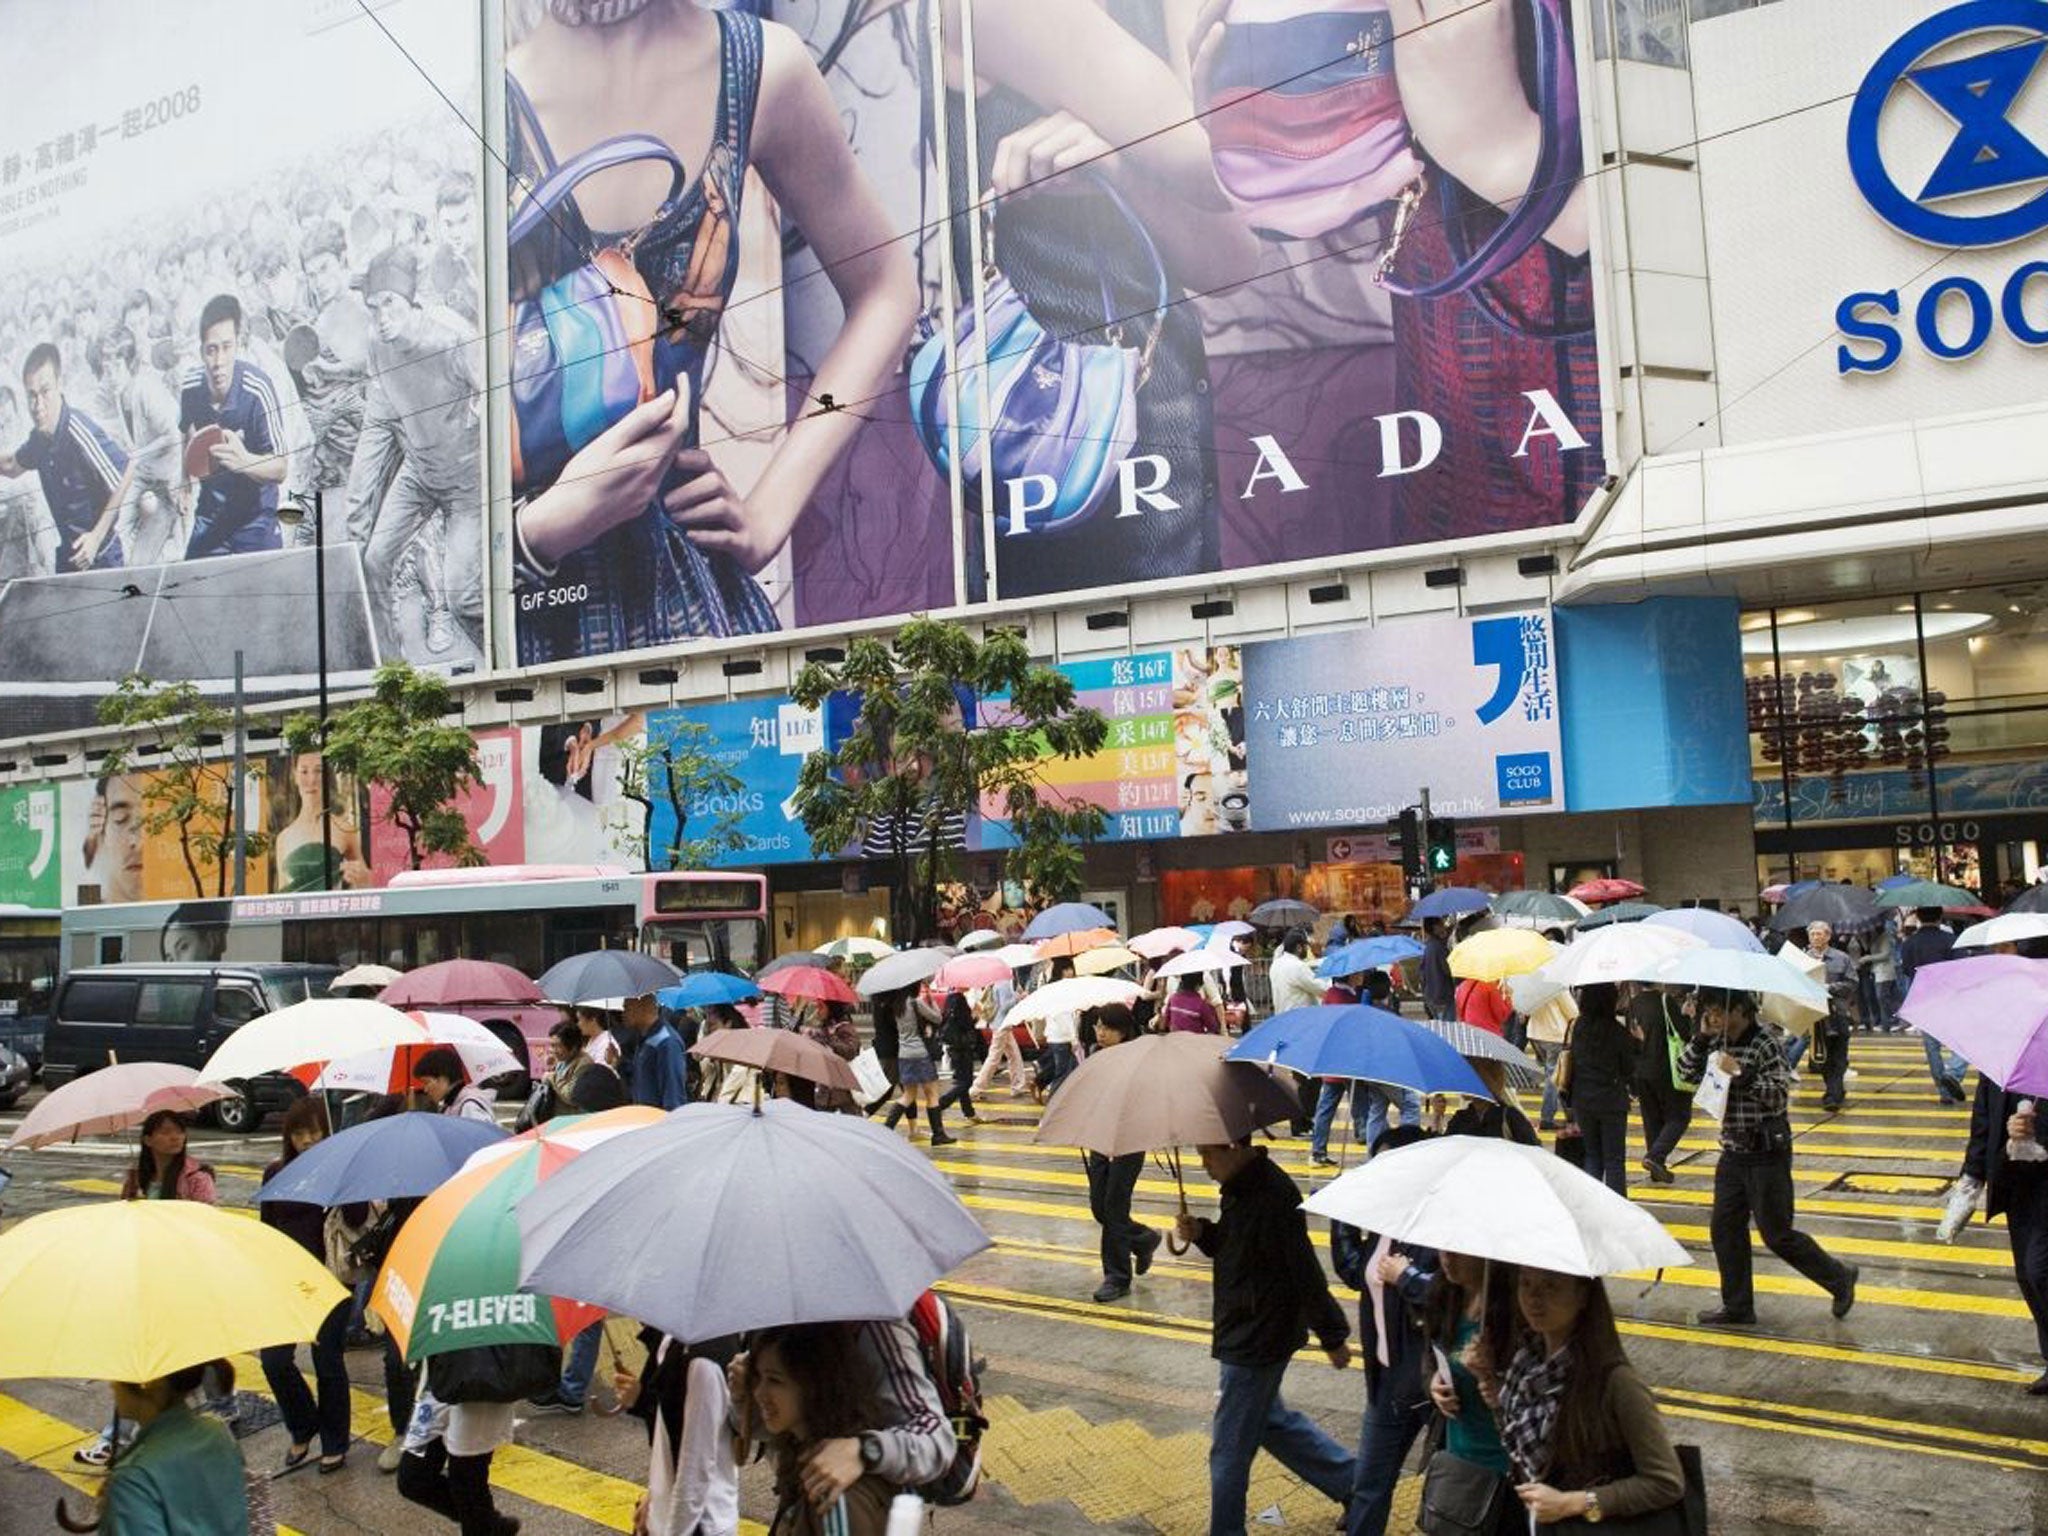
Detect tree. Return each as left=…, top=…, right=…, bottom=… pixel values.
left=285, top=662, right=482, bottom=871
left=97, top=676, right=272, bottom=897
left=615, top=719, right=748, bottom=871
left=791, top=617, right=1108, bottom=944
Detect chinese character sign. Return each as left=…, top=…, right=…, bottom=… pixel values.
left=0, top=785, right=60, bottom=906
left=369, top=728, right=524, bottom=883
left=644, top=699, right=819, bottom=868
left=1241, top=611, right=1565, bottom=831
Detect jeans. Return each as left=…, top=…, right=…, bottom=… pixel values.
left=1924, top=1033, right=1968, bottom=1096
left=1782, top=1030, right=1808, bottom=1071
left=1578, top=1107, right=1630, bottom=1196
left=1816, top=1027, right=1850, bottom=1107
left=1638, top=1073, right=1693, bottom=1166
left=357, top=468, right=484, bottom=654
left=1086, top=1150, right=1156, bottom=1287
left=259, top=1300, right=352, bottom=1457
left=1311, top=1081, right=1363, bottom=1160
left=1344, top=1372, right=1432, bottom=1536
left=1361, top=1083, right=1422, bottom=1153
left=1210, top=1359, right=1357, bottom=1536
left=1533, top=1040, right=1564, bottom=1126
left=1042, top=1042, right=1078, bottom=1096
left=559, top=1318, right=604, bottom=1406
left=399, top=1440, right=503, bottom=1535
left=1710, top=1148, right=1850, bottom=1315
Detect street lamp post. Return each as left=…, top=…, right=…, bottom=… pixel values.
left=280, top=491, right=333, bottom=890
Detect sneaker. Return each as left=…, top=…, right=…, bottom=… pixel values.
left=378, top=1441, right=406, bottom=1474
left=1091, top=1280, right=1131, bottom=1304
left=1831, top=1264, right=1859, bottom=1320
left=525, top=1388, right=584, bottom=1416
left=424, top=607, right=454, bottom=655
left=73, top=1437, right=115, bottom=1467
left=1695, top=1306, right=1756, bottom=1326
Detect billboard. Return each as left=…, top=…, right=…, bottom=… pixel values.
left=0, top=0, right=486, bottom=738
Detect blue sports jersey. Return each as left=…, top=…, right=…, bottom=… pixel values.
left=180, top=358, right=284, bottom=557
left=14, top=403, right=127, bottom=568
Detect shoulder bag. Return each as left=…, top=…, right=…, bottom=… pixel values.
left=1418, top=1446, right=1513, bottom=1536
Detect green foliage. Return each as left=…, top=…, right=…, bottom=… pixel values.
left=97, top=675, right=271, bottom=897
left=615, top=719, right=747, bottom=872
left=284, top=662, right=482, bottom=871
left=791, top=617, right=1107, bottom=943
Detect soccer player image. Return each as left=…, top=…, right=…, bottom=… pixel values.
left=179, top=294, right=290, bottom=559
left=0, top=342, right=134, bottom=572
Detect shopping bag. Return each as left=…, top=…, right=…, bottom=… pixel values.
left=851, top=1046, right=890, bottom=1102
left=1692, top=1057, right=1732, bottom=1122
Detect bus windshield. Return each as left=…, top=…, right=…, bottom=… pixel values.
left=641, top=916, right=767, bottom=975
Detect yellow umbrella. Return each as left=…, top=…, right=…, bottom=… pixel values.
left=1074, top=945, right=1142, bottom=977
left=0, top=1201, right=345, bottom=1381
left=1449, top=928, right=1557, bottom=982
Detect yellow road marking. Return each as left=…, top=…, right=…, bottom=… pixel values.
left=1657, top=1386, right=2048, bottom=1459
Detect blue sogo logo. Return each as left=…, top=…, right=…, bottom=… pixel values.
left=1495, top=753, right=1554, bottom=810
left=1837, top=0, right=2048, bottom=373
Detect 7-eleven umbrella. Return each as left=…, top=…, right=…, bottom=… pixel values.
left=371, top=1108, right=660, bottom=1362
left=759, top=965, right=859, bottom=1007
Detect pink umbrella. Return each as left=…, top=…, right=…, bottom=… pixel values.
left=931, top=953, right=1016, bottom=992
left=1898, top=954, right=2048, bottom=1093
left=758, top=965, right=860, bottom=1007
left=1568, top=877, right=1646, bottom=905
left=382, top=959, right=543, bottom=1007
left=1130, top=927, right=1200, bottom=959
left=5, top=1063, right=231, bottom=1151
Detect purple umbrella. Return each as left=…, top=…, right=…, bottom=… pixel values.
left=1897, top=955, right=2048, bottom=1093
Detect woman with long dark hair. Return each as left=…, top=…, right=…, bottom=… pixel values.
left=741, top=1323, right=897, bottom=1536
left=1419, top=1251, right=1519, bottom=1534
left=258, top=1097, right=353, bottom=1475
left=120, top=1109, right=217, bottom=1204
left=1564, top=983, right=1636, bottom=1197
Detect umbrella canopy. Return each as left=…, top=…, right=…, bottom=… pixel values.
left=1449, top=928, right=1556, bottom=982
left=1024, top=902, right=1116, bottom=939
left=690, top=1028, right=861, bottom=1092
left=1035, top=928, right=1119, bottom=960
left=1874, top=879, right=1980, bottom=910
left=760, top=965, right=860, bottom=1006
left=1643, top=908, right=1765, bottom=953
left=1574, top=901, right=1664, bottom=929
left=657, top=971, right=763, bottom=1009
left=956, top=929, right=1003, bottom=952
left=1129, top=926, right=1201, bottom=959
left=5, top=1063, right=231, bottom=1151
left=256, top=1110, right=508, bottom=1206
left=333, top=963, right=403, bottom=991
left=1410, top=888, right=1493, bottom=920
left=1228, top=1006, right=1492, bottom=1097
left=1304, top=1136, right=1690, bottom=1277
left=0, top=1201, right=347, bottom=1381
left=1158, top=948, right=1247, bottom=978
left=1248, top=899, right=1319, bottom=927
left=309, top=1011, right=522, bottom=1096
left=1035, top=1031, right=1300, bottom=1157
left=1538, top=924, right=1701, bottom=990
left=2007, top=884, right=2048, bottom=915
left=516, top=1100, right=990, bottom=1341
left=198, top=997, right=421, bottom=1084
left=994, top=943, right=1043, bottom=970
left=1004, top=976, right=1144, bottom=1029
left=1491, top=891, right=1585, bottom=926
left=818, top=936, right=895, bottom=961
left=1205, top=919, right=1256, bottom=947
left=1770, top=884, right=1882, bottom=935
left=932, top=953, right=1018, bottom=992
left=1567, top=877, right=1646, bottom=904
left=1074, top=945, right=1143, bottom=978
left=537, top=949, right=681, bottom=1003
left=856, top=947, right=953, bottom=997
left=383, top=959, right=541, bottom=1009
left=1414, top=1016, right=1545, bottom=1091
left=1955, top=913, right=2048, bottom=950
left=1318, top=936, right=1425, bottom=977
left=1899, top=955, right=2048, bottom=1093
left=1653, top=947, right=1830, bottom=1026
left=758, top=952, right=828, bottom=978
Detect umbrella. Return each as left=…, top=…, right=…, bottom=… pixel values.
left=1205, top=919, right=1256, bottom=947
left=1413, top=1016, right=1546, bottom=1090
left=760, top=965, right=860, bottom=1006
left=1652, top=947, right=1830, bottom=1027
left=1228, top=1006, right=1493, bottom=1098
left=957, top=929, right=1003, bottom=952
left=1448, top=928, right=1556, bottom=982
left=537, top=949, right=681, bottom=1003
left=1758, top=884, right=1791, bottom=904
left=657, top=971, right=763, bottom=1009
left=995, top=943, right=1043, bottom=970
left=1956, top=913, right=2048, bottom=949
left=1874, top=879, right=1980, bottom=910
left=0, top=1201, right=347, bottom=1381
left=256, top=1110, right=508, bottom=1205
left=333, top=963, right=403, bottom=991
left=1769, top=884, right=1882, bottom=934
left=932, top=953, right=1019, bottom=992
left=1304, top=1136, right=1690, bottom=1277
left=1037, top=1031, right=1300, bottom=1158
left=819, top=936, right=895, bottom=961
left=382, top=959, right=542, bottom=1008
left=857, top=947, right=953, bottom=997
left=1898, top=955, right=2048, bottom=1093
left=516, top=1099, right=990, bottom=1342
left=690, top=1028, right=861, bottom=1092
left=1248, top=899, right=1319, bottom=927
left=1035, top=928, right=1119, bottom=961
left=1073, top=946, right=1142, bottom=978
left=1538, top=924, right=1701, bottom=990
left=2007, top=884, right=2048, bottom=915
left=309, top=1011, right=523, bottom=1096
left=1491, top=891, right=1586, bottom=926
left=5, top=1063, right=231, bottom=1151
left=1567, top=877, right=1646, bottom=904
left=1024, top=902, right=1116, bottom=939
left=1185, top=923, right=1218, bottom=942
left=198, top=997, right=421, bottom=1084
left=1410, top=888, right=1493, bottom=920
left=1003, top=976, right=1144, bottom=1030
left=1130, top=927, right=1201, bottom=959
left=1158, top=948, right=1247, bottom=978
left=758, top=952, right=828, bottom=978
left=1643, top=908, right=1765, bottom=953
left=1574, top=901, right=1665, bottom=929
left=1318, top=936, right=1425, bottom=977
left=473, top=1105, right=669, bottom=1168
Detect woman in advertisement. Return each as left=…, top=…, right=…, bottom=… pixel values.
left=506, top=0, right=918, bottom=663
left=272, top=752, right=371, bottom=893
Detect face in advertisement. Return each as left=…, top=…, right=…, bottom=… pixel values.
left=84, top=774, right=146, bottom=905
left=504, top=0, right=921, bottom=664
left=161, top=899, right=230, bottom=962
left=271, top=752, right=371, bottom=893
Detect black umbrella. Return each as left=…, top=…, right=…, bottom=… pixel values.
left=758, top=951, right=828, bottom=978
left=1768, top=883, right=1882, bottom=934
left=2007, top=884, right=2048, bottom=915
left=536, top=949, right=682, bottom=1003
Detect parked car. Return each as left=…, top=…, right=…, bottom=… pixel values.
left=0, top=1041, right=29, bottom=1108
left=0, top=991, right=49, bottom=1077
left=39, top=963, right=339, bottom=1133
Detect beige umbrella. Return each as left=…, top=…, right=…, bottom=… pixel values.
left=689, top=1028, right=861, bottom=1092
left=1074, top=945, right=1142, bottom=977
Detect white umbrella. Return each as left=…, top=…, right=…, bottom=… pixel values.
left=1130, top=926, right=1200, bottom=959
left=1303, top=1136, right=1690, bottom=1278
left=1538, top=923, right=1701, bottom=990
left=1642, top=909, right=1765, bottom=953
left=1004, top=976, right=1143, bottom=1029
left=956, top=929, right=1003, bottom=952
left=332, top=963, right=402, bottom=991
left=1074, top=945, right=1143, bottom=977
left=198, top=998, right=422, bottom=1084
left=1158, top=948, right=1248, bottom=978
left=855, top=947, right=955, bottom=997
left=1954, top=913, right=2048, bottom=949
left=312, top=1013, right=524, bottom=1095
left=819, top=936, right=894, bottom=962
left=1204, top=920, right=1255, bottom=948
left=1653, top=948, right=1829, bottom=1012
left=995, top=943, right=1042, bottom=970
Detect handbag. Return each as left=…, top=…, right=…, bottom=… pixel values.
left=427, top=1341, right=563, bottom=1405
left=1552, top=1444, right=1709, bottom=1535
left=1418, top=1448, right=1513, bottom=1536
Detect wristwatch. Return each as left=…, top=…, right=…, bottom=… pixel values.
left=1584, top=1489, right=1604, bottom=1524
left=858, top=1432, right=883, bottom=1472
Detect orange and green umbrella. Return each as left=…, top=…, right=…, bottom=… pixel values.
left=371, top=1107, right=662, bottom=1362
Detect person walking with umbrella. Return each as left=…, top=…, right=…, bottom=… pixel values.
left=739, top=1324, right=900, bottom=1536
left=613, top=1329, right=743, bottom=1536
left=865, top=985, right=911, bottom=1116
left=1678, top=988, right=1858, bottom=1326
left=1900, top=907, right=1968, bottom=1102
left=1629, top=985, right=1692, bottom=1185
left=258, top=1097, right=353, bottom=1475
left=933, top=988, right=983, bottom=1125
left=413, top=1048, right=498, bottom=1124
left=1084, top=1005, right=1161, bottom=1303
left=1962, top=1080, right=2048, bottom=1393
left=1175, top=1139, right=1357, bottom=1535
left=621, top=995, right=690, bottom=1112
left=98, top=1363, right=254, bottom=1535
left=971, top=969, right=1030, bottom=1098
left=1804, top=921, right=1858, bottom=1112
left=1419, top=919, right=1456, bottom=1022
left=1564, top=984, right=1636, bottom=1198
left=883, top=987, right=955, bottom=1146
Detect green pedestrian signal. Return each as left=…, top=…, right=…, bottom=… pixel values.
left=1425, top=818, right=1456, bottom=875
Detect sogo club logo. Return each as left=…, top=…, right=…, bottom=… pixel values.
left=1837, top=0, right=2048, bottom=373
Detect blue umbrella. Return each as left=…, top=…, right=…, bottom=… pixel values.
left=1410, top=888, right=1492, bottom=919
left=1186, top=923, right=1217, bottom=942
left=657, top=971, right=763, bottom=1009
left=1227, top=1006, right=1492, bottom=1097
left=537, top=950, right=682, bottom=1003
left=1876, top=873, right=1918, bottom=890
left=1643, top=908, right=1765, bottom=953
left=1318, top=936, right=1425, bottom=977
left=256, top=1111, right=506, bottom=1206
left=1023, top=902, right=1116, bottom=939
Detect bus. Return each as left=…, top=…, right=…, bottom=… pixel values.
left=0, top=905, right=59, bottom=1071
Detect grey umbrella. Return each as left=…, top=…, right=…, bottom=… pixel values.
left=535, top=950, right=681, bottom=1004
left=1414, top=1017, right=1545, bottom=1091
left=2006, top=884, right=2048, bottom=915
left=1575, top=901, right=1665, bottom=930
left=757, top=952, right=827, bottom=978
left=856, top=945, right=958, bottom=998
left=1248, top=898, right=1320, bottom=928
left=1769, top=883, right=1882, bottom=934
left=1492, top=891, right=1584, bottom=926
left=516, top=1100, right=989, bottom=1341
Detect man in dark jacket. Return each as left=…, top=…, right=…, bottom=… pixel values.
left=1630, top=985, right=1692, bottom=1184
left=1418, top=919, right=1455, bottom=1021
left=1085, top=1006, right=1160, bottom=1303
left=1900, top=908, right=1967, bottom=1101
left=1963, top=1079, right=2048, bottom=1393
left=1177, top=1141, right=1356, bottom=1536
left=622, top=993, right=689, bottom=1112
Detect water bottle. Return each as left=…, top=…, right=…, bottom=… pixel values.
left=885, top=1492, right=926, bottom=1536
left=2010, top=1099, right=2047, bottom=1162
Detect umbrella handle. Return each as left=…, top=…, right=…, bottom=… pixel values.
left=1164, top=1148, right=1193, bottom=1256
left=55, top=1495, right=100, bottom=1532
